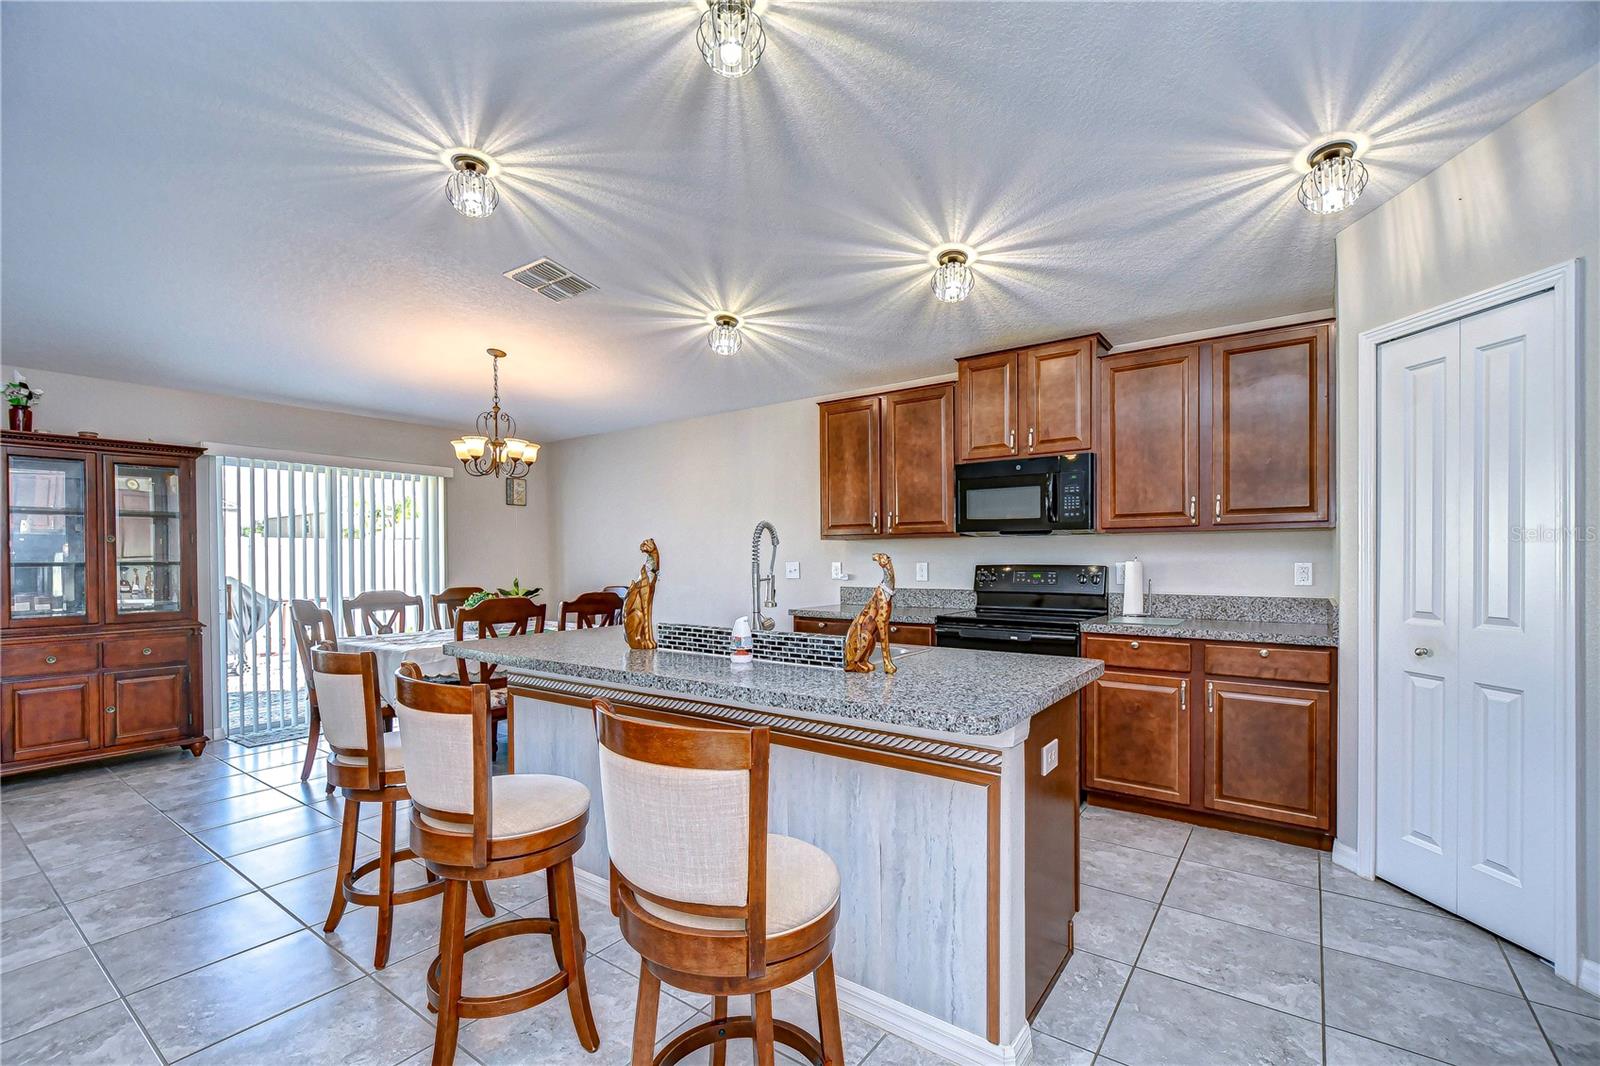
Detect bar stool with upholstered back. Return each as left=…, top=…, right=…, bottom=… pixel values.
left=311, top=645, right=467, bottom=969
left=394, top=662, right=599, bottom=1066
left=592, top=698, right=845, bottom=1066
left=454, top=597, right=546, bottom=766
left=559, top=591, right=625, bottom=630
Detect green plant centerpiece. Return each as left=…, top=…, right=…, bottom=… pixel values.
left=462, top=579, right=542, bottom=610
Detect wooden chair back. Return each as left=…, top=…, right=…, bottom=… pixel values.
left=454, top=597, right=546, bottom=686
left=592, top=698, right=771, bottom=978
left=601, top=585, right=629, bottom=600
left=431, top=585, right=484, bottom=630
left=394, top=661, right=492, bottom=868
left=342, top=590, right=425, bottom=636
left=310, top=646, right=388, bottom=790
left=559, top=591, right=624, bottom=630
left=290, top=599, right=337, bottom=689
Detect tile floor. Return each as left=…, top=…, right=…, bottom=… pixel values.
left=0, top=740, right=1593, bottom=1065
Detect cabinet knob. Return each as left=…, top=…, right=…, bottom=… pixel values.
left=105, top=534, right=116, bottom=543
left=105, top=706, right=117, bottom=715
left=1259, top=648, right=1269, bottom=658
left=1413, top=647, right=1433, bottom=658
left=1129, top=641, right=1140, bottom=649
left=1215, top=493, right=1222, bottom=520
left=142, top=647, right=153, bottom=656
left=44, top=654, right=57, bottom=664
left=1008, top=429, right=1016, bottom=450
left=1188, top=496, right=1197, bottom=522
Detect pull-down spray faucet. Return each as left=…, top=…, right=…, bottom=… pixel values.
left=751, top=521, right=780, bottom=631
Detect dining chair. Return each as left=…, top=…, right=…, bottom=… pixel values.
left=454, top=597, right=547, bottom=766
left=343, top=590, right=426, bottom=636
left=431, top=585, right=484, bottom=630
left=601, top=585, right=629, bottom=600
left=290, top=599, right=338, bottom=789
left=558, top=591, right=624, bottom=630
left=592, top=699, right=844, bottom=1066
left=394, top=663, right=599, bottom=1066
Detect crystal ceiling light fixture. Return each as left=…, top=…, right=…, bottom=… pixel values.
left=1297, top=140, right=1368, bottom=215
left=445, top=151, right=500, bottom=219
left=708, top=313, right=744, bottom=355
left=450, top=348, right=539, bottom=477
left=698, top=0, right=765, bottom=78
left=930, top=247, right=974, bottom=303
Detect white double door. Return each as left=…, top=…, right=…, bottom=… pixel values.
left=1375, top=290, right=1561, bottom=959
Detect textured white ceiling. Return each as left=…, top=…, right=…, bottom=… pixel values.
left=3, top=2, right=1595, bottom=440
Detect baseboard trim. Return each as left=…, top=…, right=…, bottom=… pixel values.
left=1580, top=958, right=1600, bottom=997
left=1331, top=840, right=1361, bottom=875
left=569, top=866, right=1031, bottom=1064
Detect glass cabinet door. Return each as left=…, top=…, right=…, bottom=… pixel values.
left=107, top=460, right=187, bottom=618
left=6, top=452, right=96, bottom=623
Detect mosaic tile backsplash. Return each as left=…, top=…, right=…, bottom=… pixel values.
left=654, top=622, right=845, bottom=669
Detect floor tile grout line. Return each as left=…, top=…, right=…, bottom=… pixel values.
left=1317, top=840, right=1327, bottom=1062
left=1319, top=943, right=1532, bottom=1003
left=1144, top=896, right=1320, bottom=947
left=161, top=971, right=380, bottom=1064
left=1495, top=935, right=1566, bottom=1065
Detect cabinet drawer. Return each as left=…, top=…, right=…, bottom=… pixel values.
left=1203, top=644, right=1331, bottom=684
left=794, top=617, right=850, bottom=637
left=102, top=633, right=191, bottom=669
left=2, top=640, right=98, bottom=679
left=1083, top=635, right=1192, bottom=673
left=885, top=622, right=935, bottom=646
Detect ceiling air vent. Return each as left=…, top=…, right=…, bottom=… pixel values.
left=504, top=258, right=598, bottom=302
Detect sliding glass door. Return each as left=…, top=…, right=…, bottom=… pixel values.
left=217, top=457, right=445, bottom=739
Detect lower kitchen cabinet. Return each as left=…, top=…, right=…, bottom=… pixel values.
left=104, top=667, right=190, bottom=747
left=1, top=674, right=101, bottom=763
left=1083, top=670, right=1190, bottom=804
left=792, top=615, right=936, bottom=646
left=1203, top=679, right=1330, bottom=830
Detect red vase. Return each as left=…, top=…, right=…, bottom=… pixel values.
left=7, top=406, right=31, bottom=432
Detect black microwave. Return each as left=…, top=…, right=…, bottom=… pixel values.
left=955, top=454, right=1095, bottom=535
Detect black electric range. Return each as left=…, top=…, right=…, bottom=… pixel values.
left=934, top=564, right=1108, bottom=657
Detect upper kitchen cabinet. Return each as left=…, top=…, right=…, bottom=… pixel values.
left=956, top=334, right=1108, bottom=462
left=819, top=383, right=956, bottom=538
left=1097, top=321, right=1334, bottom=531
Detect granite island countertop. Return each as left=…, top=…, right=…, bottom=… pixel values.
left=447, top=625, right=1102, bottom=737
left=787, top=604, right=949, bottom=625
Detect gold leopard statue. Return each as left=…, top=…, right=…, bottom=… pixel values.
left=844, top=553, right=896, bottom=675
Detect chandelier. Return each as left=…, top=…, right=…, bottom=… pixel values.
left=450, top=349, right=539, bottom=478
left=1297, top=140, right=1368, bottom=215
left=931, top=248, right=974, bottom=303
left=708, top=313, right=743, bottom=355
left=698, top=0, right=765, bottom=78
left=446, top=152, right=499, bottom=219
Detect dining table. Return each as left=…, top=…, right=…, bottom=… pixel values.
left=340, top=628, right=469, bottom=703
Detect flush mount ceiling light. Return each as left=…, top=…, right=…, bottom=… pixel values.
left=1297, top=140, right=1368, bottom=216
left=445, top=152, right=499, bottom=219
left=930, top=248, right=974, bottom=303
left=450, top=348, right=539, bottom=477
left=698, top=0, right=765, bottom=78
left=708, top=313, right=743, bottom=355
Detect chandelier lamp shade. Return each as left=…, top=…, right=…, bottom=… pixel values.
left=446, top=152, right=500, bottom=219
left=698, top=0, right=765, bottom=78
left=1297, top=140, right=1368, bottom=215
left=930, top=248, right=974, bottom=303
left=708, top=313, right=743, bottom=355
left=450, top=349, right=539, bottom=478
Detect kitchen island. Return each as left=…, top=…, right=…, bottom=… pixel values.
left=447, top=626, right=1101, bottom=1064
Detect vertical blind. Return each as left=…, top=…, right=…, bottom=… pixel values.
left=219, top=456, right=446, bottom=737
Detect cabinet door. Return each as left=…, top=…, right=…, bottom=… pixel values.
left=104, top=668, right=190, bottom=747
left=3, top=447, right=101, bottom=629
left=101, top=455, right=195, bottom=623
left=956, top=352, right=1019, bottom=461
left=1209, top=324, right=1332, bottom=526
left=1020, top=338, right=1096, bottom=455
left=819, top=396, right=882, bottom=537
left=1083, top=670, right=1191, bottom=804
left=1098, top=345, right=1202, bottom=529
left=1203, top=679, right=1330, bottom=829
left=882, top=384, right=956, bottom=535
left=2, top=675, right=100, bottom=763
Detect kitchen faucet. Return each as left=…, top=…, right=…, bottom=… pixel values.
left=751, top=520, right=780, bottom=631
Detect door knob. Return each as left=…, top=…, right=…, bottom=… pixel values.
left=1413, top=647, right=1433, bottom=658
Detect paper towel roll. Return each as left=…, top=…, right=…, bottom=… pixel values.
left=1122, top=559, right=1146, bottom=616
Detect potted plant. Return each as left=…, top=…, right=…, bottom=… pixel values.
left=4, top=374, right=43, bottom=431
left=461, top=579, right=542, bottom=610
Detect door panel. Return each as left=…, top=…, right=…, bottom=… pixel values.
left=818, top=396, right=881, bottom=537
left=2, top=675, right=100, bottom=762
left=3, top=448, right=102, bottom=629
left=1098, top=345, right=1201, bottom=529
left=957, top=352, right=1018, bottom=461
left=882, top=384, right=955, bottom=535
left=1020, top=339, right=1094, bottom=454
left=1203, top=680, right=1330, bottom=829
left=1083, top=671, right=1190, bottom=804
left=105, top=668, right=189, bottom=747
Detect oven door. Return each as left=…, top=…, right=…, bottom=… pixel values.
left=955, top=469, right=1056, bottom=535
left=933, top=624, right=1081, bottom=656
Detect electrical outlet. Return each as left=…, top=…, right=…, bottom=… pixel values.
left=830, top=562, right=846, bottom=580
left=915, top=562, right=929, bottom=582
left=785, top=561, right=800, bottom=580
left=1041, top=739, right=1060, bottom=776
left=1294, top=562, right=1314, bottom=587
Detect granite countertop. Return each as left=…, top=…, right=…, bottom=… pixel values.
left=447, top=626, right=1102, bottom=737
left=1080, top=616, right=1338, bottom=647
left=788, top=604, right=948, bottom=625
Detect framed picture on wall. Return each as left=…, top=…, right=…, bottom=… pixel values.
left=506, top=476, right=527, bottom=507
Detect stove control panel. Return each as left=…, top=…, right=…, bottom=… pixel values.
left=975, top=564, right=1106, bottom=592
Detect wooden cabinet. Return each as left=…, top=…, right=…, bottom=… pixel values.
left=1081, top=634, right=1336, bottom=843
left=1096, top=322, right=1333, bottom=531
left=819, top=384, right=955, bottom=539
left=957, top=335, right=1107, bottom=462
left=3, top=431, right=207, bottom=775
left=792, top=615, right=936, bottom=646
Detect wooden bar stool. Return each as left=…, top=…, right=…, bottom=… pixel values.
left=311, top=646, right=457, bottom=969
left=591, top=699, right=845, bottom=1066
left=394, top=662, right=600, bottom=1066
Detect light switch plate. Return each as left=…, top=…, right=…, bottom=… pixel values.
left=915, top=562, right=929, bottom=582
left=785, top=561, right=800, bottom=580
left=1294, top=562, right=1314, bottom=586
left=830, top=562, right=846, bottom=580
left=1041, top=739, right=1060, bottom=775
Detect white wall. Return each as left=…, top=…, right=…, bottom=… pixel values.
left=544, top=383, right=1338, bottom=629
left=1333, top=66, right=1600, bottom=964
left=3, top=365, right=555, bottom=727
